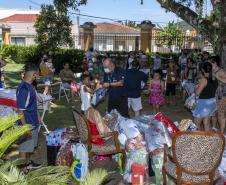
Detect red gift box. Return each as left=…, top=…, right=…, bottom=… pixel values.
left=132, top=163, right=146, bottom=185
left=154, top=112, right=179, bottom=137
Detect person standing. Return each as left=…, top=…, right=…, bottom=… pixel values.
left=166, top=60, right=178, bottom=105
left=211, top=55, right=226, bottom=133
left=0, top=55, right=6, bottom=88
left=192, top=62, right=218, bottom=131
left=17, top=63, right=42, bottom=169
left=103, top=58, right=129, bottom=117
left=149, top=69, right=165, bottom=114
left=153, top=52, right=161, bottom=71
left=125, top=59, right=148, bottom=117
left=39, top=55, right=55, bottom=95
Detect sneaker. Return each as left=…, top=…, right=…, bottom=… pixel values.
left=26, top=161, right=42, bottom=170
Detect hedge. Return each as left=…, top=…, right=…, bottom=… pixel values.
left=0, top=44, right=180, bottom=72
left=0, top=44, right=85, bottom=73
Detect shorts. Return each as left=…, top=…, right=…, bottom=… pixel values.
left=19, top=127, right=39, bottom=153
left=128, top=97, right=142, bottom=112
left=44, top=77, right=51, bottom=85
left=192, top=98, right=217, bottom=118
left=166, top=83, right=176, bottom=96
left=62, top=83, right=71, bottom=89
left=217, top=98, right=226, bottom=114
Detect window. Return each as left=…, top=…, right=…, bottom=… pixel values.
left=11, top=37, right=26, bottom=46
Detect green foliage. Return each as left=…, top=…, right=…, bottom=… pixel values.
left=81, top=168, right=113, bottom=185
left=156, top=21, right=183, bottom=47
left=0, top=161, right=70, bottom=185
left=53, top=0, right=87, bottom=12
left=0, top=45, right=85, bottom=73
left=124, top=20, right=138, bottom=28
left=0, top=115, right=70, bottom=185
left=0, top=45, right=42, bottom=64
left=34, top=4, right=73, bottom=50
left=0, top=115, right=32, bottom=158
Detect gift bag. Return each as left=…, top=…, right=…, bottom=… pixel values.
left=154, top=113, right=179, bottom=137
left=71, top=81, right=80, bottom=93
left=91, top=88, right=107, bottom=106
left=185, top=93, right=196, bottom=110
left=55, top=140, right=73, bottom=167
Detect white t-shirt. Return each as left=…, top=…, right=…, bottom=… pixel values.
left=128, top=57, right=134, bottom=69
left=80, top=84, right=91, bottom=111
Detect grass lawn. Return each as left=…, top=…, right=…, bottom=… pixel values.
left=4, top=63, right=193, bottom=184
left=4, top=63, right=192, bottom=130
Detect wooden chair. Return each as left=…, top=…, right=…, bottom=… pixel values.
left=72, top=108, right=125, bottom=167
left=162, top=131, right=225, bottom=185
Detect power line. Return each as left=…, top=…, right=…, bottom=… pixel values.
left=27, top=0, right=168, bottom=24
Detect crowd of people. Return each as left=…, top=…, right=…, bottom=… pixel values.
left=0, top=47, right=225, bottom=170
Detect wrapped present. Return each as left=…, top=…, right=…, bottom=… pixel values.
left=46, top=129, right=66, bottom=146
left=132, top=163, right=146, bottom=185
left=178, top=119, right=193, bottom=131
left=0, top=89, right=17, bottom=108
left=154, top=113, right=179, bottom=137
left=123, top=149, right=148, bottom=183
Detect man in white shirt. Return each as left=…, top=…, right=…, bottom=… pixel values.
left=153, top=52, right=161, bottom=71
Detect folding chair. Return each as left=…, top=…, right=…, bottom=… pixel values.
left=162, top=69, right=167, bottom=91
left=58, top=82, right=70, bottom=103
left=38, top=98, right=52, bottom=133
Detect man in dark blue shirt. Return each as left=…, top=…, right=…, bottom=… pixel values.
left=17, top=63, right=42, bottom=169
left=125, top=59, right=148, bottom=117
left=103, top=58, right=129, bottom=117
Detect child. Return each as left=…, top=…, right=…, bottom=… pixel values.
left=166, top=60, right=178, bottom=105
left=80, top=74, right=98, bottom=114
left=149, top=69, right=165, bottom=114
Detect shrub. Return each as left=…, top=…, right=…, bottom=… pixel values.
left=0, top=45, right=85, bottom=73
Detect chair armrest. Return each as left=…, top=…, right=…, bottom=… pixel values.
left=91, top=131, right=116, bottom=139
left=163, top=144, right=174, bottom=163
left=91, top=131, right=120, bottom=151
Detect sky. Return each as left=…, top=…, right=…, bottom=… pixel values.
left=0, top=0, right=213, bottom=26
left=0, top=0, right=182, bottom=26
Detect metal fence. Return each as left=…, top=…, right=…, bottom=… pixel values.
left=73, top=32, right=213, bottom=53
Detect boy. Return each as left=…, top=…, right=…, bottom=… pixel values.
left=17, top=63, right=42, bottom=169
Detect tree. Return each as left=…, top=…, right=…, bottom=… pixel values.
left=53, top=0, right=226, bottom=66
left=156, top=21, right=183, bottom=48
left=154, top=0, right=226, bottom=67
left=34, top=4, right=73, bottom=50
left=124, top=20, right=138, bottom=28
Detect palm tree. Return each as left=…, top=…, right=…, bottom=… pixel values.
left=0, top=115, right=70, bottom=185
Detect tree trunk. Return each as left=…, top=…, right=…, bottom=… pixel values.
left=218, top=0, right=226, bottom=68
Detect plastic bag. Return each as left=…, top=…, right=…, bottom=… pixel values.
left=154, top=113, right=179, bottom=137
left=71, top=81, right=80, bottom=93
left=71, top=143, right=88, bottom=181
left=91, top=88, right=107, bottom=106
left=135, top=116, right=172, bottom=152
left=123, top=149, right=148, bottom=183
left=185, top=93, right=196, bottom=110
